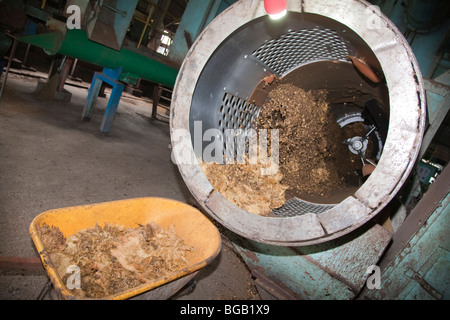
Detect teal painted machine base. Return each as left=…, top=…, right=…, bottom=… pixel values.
left=360, top=165, right=450, bottom=300
left=82, top=68, right=124, bottom=134
left=228, top=222, right=392, bottom=300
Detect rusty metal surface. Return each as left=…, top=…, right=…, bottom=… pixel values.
left=252, top=268, right=303, bottom=300
left=0, top=256, right=44, bottom=271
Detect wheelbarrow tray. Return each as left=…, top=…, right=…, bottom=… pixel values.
left=29, top=197, right=221, bottom=300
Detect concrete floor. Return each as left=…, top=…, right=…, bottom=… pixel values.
left=0, top=72, right=260, bottom=300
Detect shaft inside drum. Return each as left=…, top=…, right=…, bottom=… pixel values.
left=170, top=0, right=426, bottom=246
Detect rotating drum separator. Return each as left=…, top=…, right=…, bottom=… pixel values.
left=170, top=0, right=426, bottom=246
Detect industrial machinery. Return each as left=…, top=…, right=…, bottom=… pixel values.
left=13, top=0, right=179, bottom=132
left=3, top=0, right=240, bottom=132
left=1, top=0, right=448, bottom=300
left=171, top=0, right=425, bottom=245
left=170, top=0, right=449, bottom=299
left=2, top=0, right=235, bottom=132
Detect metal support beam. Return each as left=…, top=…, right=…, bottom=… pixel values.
left=152, top=85, right=163, bottom=119
left=57, top=57, right=74, bottom=92
left=0, top=33, right=18, bottom=102
left=404, top=70, right=449, bottom=206
left=420, top=72, right=450, bottom=160
left=137, top=4, right=156, bottom=49
left=167, top=0, right=223, bottom=66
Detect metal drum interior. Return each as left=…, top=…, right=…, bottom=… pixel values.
left=170, top=0, right=426, bottom=246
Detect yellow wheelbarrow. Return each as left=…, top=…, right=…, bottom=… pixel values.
left=29, top=197, right=221, bottom=300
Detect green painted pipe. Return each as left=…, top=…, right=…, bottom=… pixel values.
left=19, top=29, right=178, bottom=88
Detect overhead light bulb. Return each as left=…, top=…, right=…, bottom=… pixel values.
left=264, top=0, right=287, bottom=20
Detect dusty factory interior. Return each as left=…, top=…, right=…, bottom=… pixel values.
left=0, top=0, right=449, bottom=301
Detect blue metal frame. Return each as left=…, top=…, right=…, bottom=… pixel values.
left=82, top=67, right=124, bottom=134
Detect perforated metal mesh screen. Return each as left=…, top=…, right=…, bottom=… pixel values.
left=271, top=198, right=335, bottom=217
left=219, top=93, right=260, bottom=132
left=219, top=93, right=260, bottom=159
left=252, top=27, right=350, bottom=75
